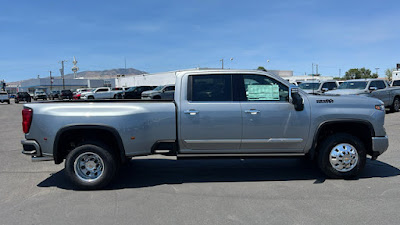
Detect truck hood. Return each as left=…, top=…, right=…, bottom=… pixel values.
left=325, top=89, right=367, bottom=95
left=307, top=93, right=383, bottom=106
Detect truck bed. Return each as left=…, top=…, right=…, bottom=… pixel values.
left=23, top=100, right=177, bottom=158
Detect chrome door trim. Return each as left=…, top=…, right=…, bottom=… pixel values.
left=184, top=138, right=302, bottom=144
left=184, top=139, right=241, bottom=144
left=242, top=138, right=303, bottom=143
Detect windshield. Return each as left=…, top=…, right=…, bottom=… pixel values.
left=338, top=81, right=368, bottom=89
left=153, top=85, right=165, bottom=91
left=299, top=83, right=320, bottom=90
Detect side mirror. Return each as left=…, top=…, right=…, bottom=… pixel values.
left=369, top=86, right=378, bottom=92
left=289, top=86, right=304, bottom=111
left=321, top=87, right=329, bottom=92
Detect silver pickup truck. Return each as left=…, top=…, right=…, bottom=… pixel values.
left=21, top=69, right=389, bottom=189
left=327, top=79, right=400, bottom=112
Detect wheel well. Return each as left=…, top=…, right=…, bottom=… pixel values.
left=153, top=95, right=161, bottom=99
left=54, top=126, right=125, bottom=164
left=312, top=121, right=373, bottom=158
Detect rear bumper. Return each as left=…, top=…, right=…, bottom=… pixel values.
left=372, top=136, right=389, bottom=156
left=21, top=139, right=53, bottom=161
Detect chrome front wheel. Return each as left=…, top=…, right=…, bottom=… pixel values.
left=329, top=144, right=358, bottom=172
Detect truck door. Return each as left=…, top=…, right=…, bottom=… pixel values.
left=95, top=88, right=110, bottom=99
left=179, top=74, right=242, bottom=153
left=238, top=74, right=311, bottom=153
left=370, top=81, right=390, bottom=106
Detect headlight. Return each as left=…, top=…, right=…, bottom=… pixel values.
left=375, top=104, right=385, bottom=111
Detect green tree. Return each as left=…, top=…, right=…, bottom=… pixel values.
left=257, top=66, right=267, bottom=71
left=385, top=68, right=394, bottom=81
left=344, top=67, right=375, bottom=79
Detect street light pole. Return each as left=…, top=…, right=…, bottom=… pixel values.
left=375, top=68, right=380, bottom=77
left=220, top=59, right=224, bottom=69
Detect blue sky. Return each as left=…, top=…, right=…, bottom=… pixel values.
left=1, top=0, right=399, bottom=82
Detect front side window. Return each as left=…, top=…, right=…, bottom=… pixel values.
left=242, top=75, right=288, bottom=101
left=189, top=75, right=232, bottom=101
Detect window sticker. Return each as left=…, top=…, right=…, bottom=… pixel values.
left=247, top=84, right=280, bottom=100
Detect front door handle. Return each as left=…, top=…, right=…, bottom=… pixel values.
left=245, top=109, right=260, bottom=115
left=184, top=109, right=199, bottom=115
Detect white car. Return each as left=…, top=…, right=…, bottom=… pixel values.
left=0, top=92, right=10, bottom=104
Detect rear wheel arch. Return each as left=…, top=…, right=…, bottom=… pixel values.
left=53, top=125, right=126, bottom=164
left=309, top=120, right=375, bottom=159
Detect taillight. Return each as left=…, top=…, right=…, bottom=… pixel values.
left=22, top=108, right=33, bottom=133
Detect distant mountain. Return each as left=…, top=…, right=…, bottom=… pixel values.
left=8, top=68, right=147, bottom=85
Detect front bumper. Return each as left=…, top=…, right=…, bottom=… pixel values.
left=372, top=136, right=389, bottom=156
left=21, top=139, right=53, bottom=161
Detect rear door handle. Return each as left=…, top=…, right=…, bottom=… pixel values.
left=184, top=109, right=199, bottom=115
left=245, top=109, right=260, bottom=115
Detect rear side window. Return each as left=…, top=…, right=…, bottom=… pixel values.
left=189, top=75, right=232, bottom=101
left=370, top=81, right=386, bottom=89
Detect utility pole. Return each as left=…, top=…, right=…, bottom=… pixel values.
left=59, top=60, right=66, bottom=90
left=220, top=59, right=224, bottom=69
left=316, top=64, right=319, bottom=76
left=49, top=71, right=53, bottom=91
left=312, top=63, right=314, bottom=76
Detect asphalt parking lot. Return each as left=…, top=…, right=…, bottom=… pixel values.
left=1, top=100, right=400, bottom=225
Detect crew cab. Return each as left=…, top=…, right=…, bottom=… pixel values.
left=15, top=92, right=31, bottom=103
left=298, top=80, right=339, bottom=94
left=33, top=91, right=47, bottom=101
left=327, top=79, right=400, bottom=112
left=80, top=87, right=114, bottom=100
left=21, top=69, right=389, bottom=189
left=115, top=86, right=156, bottom=99
left=141, top=84, right=175, bottom=99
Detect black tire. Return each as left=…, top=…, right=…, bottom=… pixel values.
left=15, top=100, right=19, bottom=104
left=65, top=144, right=118, bottom=189
left=7, top=100, right=10, bottom=104
left=317, top=133, right=366, bottom=179
left=390, top=97, right=400, bottom=112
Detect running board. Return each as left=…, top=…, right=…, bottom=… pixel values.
left=177, top=153, right=305, bottom=159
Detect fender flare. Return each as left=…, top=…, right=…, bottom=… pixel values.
left=53, top=125, right=126, bottom=164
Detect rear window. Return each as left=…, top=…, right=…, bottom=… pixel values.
left=189, top=75, right=232, bottom=101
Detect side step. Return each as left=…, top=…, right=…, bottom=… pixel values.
left=177, top=153, right=305, bottom=160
